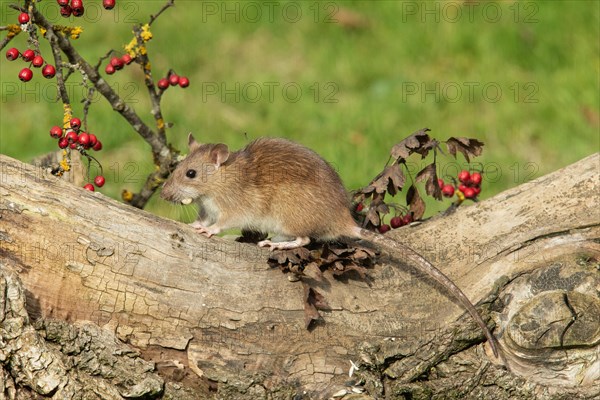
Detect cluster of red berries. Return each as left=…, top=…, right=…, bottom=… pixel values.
left=56, top=0, right=115, bottom=17
left=439, top=170, right=483, bottom=200
left=379, top=213, right=413, bottom=233
left=6, top=47, right=56, bottom=81
left=354, top=203, right=413, bottom=234
left=49, top=117, right=103, bottom=152
left=49, top=118, right=105, bottom=191
left=83, top=175, right=105, bottom=192
left=105, top=54, right=134, bottom=74
left=57, top=0, right=84, bottom=17
left=157, top=73, right=190, bottom=90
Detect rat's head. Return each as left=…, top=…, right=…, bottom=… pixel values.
left=160, top=133, right=230, bottom=205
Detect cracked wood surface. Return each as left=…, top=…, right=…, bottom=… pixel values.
left=0, top=152, right=599, bottom=398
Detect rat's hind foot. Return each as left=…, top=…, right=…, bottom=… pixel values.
left=258, top=236, right=310, bottom=251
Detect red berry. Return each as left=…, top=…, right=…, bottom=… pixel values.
left=78, top=132, right=90, bottom=147
left=22, top=49, right=35, bottom=62
left=402, top=214, right=413, bottom=225
left=471, top=172, right=482, bottom=186
left=88, top=133, right=98, bottom=147
left=57, top=0, right=69, bottom=6
left=65, top=130, right=78, bottom=143
left=390, top=216, right=404, bottom=229
left=72, top=7, right=84, bottom=17
left=355, top=202, right=364, bottom=212
left=71, top=0, right=84, bottom=15
left=178, top=76, right=190, bottom=88
left=458, top=183, right=467, bottom=193
left=42, top=64, right=56, bottom=78
left=110, top=56, right=124, bottom=70
left=18, top=68, right=33, bottom=82
left=437, top=178, right=444, bottom=188
left=473, top=186, right=481, bottom=196
left=378, top=224, right=391, bottom=234
left=103, top=0, right=115, bottom=10
left=92, top=140, right=103, bottom=151
left=105, top=64, right=115, bottom=75
left=83, top=183, right=95, bottom=191
left=18, top=12, right=30, bottom=24
left=58, top=137, right=69, bottom=149
left=94, top=175, right=106, bottom=187
left=60, top=5, right=72, bottom=17
left=441, top=184, right=455, bottom=197
left=121, top=54, right=133, bottom=65
left=6, top=47, right=19, bottom=61
left=69, top=142, right=78, bottom=149
left=157, top=78, right=169, bottom=90
left=168, top=73, right=179, bottom=86
left=70, top=118, right=81, bottom=130
left=463, top=187, right=476, bottom=199
left=458, top=170, right=471, bottom=184
left=50, top=126, right=63, bottom=138
left=32, top=55, right=44, bottom=68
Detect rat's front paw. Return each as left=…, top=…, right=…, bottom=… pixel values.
left=189, top=222, right=220, bottom=237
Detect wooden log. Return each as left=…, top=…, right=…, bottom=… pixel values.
left=1, top=153, right=598, bottom=399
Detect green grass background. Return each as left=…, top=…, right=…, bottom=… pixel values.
left=1, top=0, right=598, bottom=222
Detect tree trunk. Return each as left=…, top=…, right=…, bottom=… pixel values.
left=0, top=153, right=598, bottom=399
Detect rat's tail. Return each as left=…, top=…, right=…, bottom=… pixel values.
left=351, top=226, right=503, bottom=361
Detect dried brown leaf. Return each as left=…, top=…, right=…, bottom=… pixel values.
left=333, top=261, right=345, bottom=271
left=415, top=163, right=442, bottom=200
left=311, top=289, right=331, bottom=311
left=446, top=137, right=484, bottom=163
left=364, top=207, right=381, bottom=227
left=304, top=262, right=323, bottom=280
left=353, top=245, right=375, bottom=258
left=369, top=165, right=406, bottom=196
left=303, top=283, right=322, bottom=329
left=331, top=262, right=368, bottom=280
left=375, top=203, right=390, bottom=215
left=390, top=128, right=432, bottom=160
left=406, top=185, right=426, bottom=220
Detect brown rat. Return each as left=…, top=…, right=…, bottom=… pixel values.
left=161, top=134, right=502, bottom=359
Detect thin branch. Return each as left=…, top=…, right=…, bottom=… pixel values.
left=132, top=24, right=167, bottom=139
left=81, top=86, right=96, bottom=130
left=94, top=49, right=114, bottom=71
left=0, top=31, right=19, bottom=51
left=45, top=29, right=70, bottom=106
left=149, top=0, right=176, bottom=26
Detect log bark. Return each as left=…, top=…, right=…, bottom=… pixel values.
left=0, top=152, right=599, bottom=399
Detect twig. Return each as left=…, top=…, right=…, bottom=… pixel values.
left=94, top=49, right=114, bottom=71
left=132, top=24, right=166, bottom=139
left=81, top=86, right=97, bottom=131
left=0, top=32, right=19, bottom=51
left=149, top=0, right=175, bottom=26
left=45, top=29, right=70, bottom=106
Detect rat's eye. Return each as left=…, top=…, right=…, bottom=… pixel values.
left=186, top=169, right=197, bottom=179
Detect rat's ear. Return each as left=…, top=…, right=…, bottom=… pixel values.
left=210, top=144, right=230, bottom=168
left=187, top=133, right=202, bottom=151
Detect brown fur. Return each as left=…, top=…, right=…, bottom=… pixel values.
left=161, top=137, right=356, bottom=239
